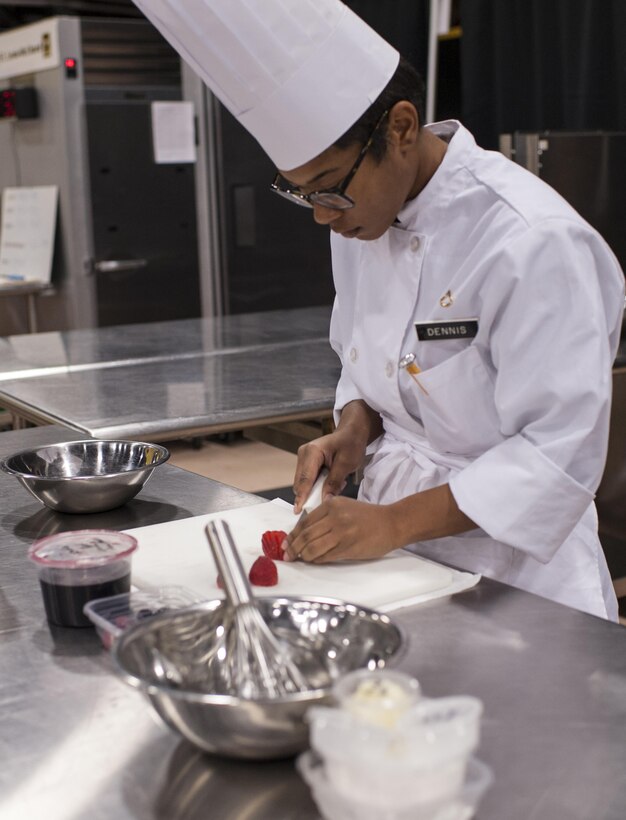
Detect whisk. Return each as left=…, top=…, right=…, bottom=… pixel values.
left=205, top=519, right=310, bottom=700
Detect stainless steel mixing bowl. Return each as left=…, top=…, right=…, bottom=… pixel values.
left=112, top=596, right=404, bottom=760
left=0, top=439, right=170, bottom=513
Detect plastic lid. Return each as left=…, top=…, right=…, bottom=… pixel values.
left=28, top=530, right=138, bottom=569
left=332, top=669, right=421, bottom=728
left=83, top=586, right=201, bottom=641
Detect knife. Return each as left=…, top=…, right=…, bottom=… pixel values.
left=295, top=467, right=329, bottom=525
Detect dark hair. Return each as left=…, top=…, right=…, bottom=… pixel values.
left=333, top=56, right=425, bottom=162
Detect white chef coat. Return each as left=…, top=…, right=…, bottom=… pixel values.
left=330, top=120, right=625, bottom=620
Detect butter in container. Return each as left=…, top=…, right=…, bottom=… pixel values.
left=84, top=586, right=202, bottom=649
left=332, top=668, right=421, bottom=727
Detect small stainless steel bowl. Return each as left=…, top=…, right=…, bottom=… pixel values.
left=112, top=597, right=404, bottom=760
left=0, top=439, right=169, bottom=514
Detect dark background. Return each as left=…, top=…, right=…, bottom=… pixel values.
left=4, top=0, right=624, bottom=150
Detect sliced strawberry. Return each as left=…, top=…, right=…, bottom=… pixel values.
left=261, top=529, right=287, bottom=561
left=249, top=555, right=278, bottom=586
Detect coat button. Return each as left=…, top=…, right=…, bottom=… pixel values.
left=349, top=347, right=358, bottom=362
left=410, top=236, right=421, bottom=252
left=385, top=361, right=395, bottom=378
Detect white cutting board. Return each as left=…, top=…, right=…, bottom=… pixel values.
left=125, top=500, right=479, bottom=613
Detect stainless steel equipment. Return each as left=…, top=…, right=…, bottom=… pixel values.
left=185, top=79, right=335, bottom=317
left=5, top=424, right=626, bottom=818
left=0, top=16, right=200, bottom=334
left=0, top=438, right=169, bottom=513
left=0, top=326, right=339, bottom=442
left=112, top=596, right=403, bottom=759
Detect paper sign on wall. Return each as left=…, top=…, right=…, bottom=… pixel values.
left=151, top=101, right=197, bottom=164
left=0, top=18, right=60, bottom=81
left=0, top=186, right=58, bottom=283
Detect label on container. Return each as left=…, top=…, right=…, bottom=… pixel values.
left=29, top=529, right=137, bottom=568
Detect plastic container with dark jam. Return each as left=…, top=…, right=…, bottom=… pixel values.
left=28, top=530, right=138, bottom=628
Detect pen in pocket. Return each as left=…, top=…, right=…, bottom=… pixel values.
left=398, top=353, right=429, bottom=396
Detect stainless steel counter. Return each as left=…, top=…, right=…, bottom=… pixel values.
left=0, top=306, right=332, bottom=381
left=2, top=425, right=626, bottom=820
left=0, top=307, right=338, bottom=439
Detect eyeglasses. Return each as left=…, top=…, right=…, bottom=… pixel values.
left=270, top=110, right=389, bottom=211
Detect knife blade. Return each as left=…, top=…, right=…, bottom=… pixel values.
left=295, top=467, right=329, bottom=525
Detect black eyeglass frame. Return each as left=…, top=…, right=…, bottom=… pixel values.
left=270, top=109, right=390, bottom=211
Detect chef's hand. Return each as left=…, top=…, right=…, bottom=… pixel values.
left=286, top=483, right=476, bottom=564
left=292, top=426, right=366, bottom=515
left=285, top=497, right=397, bottom=563
left=292, top=399, right=383, bottom=514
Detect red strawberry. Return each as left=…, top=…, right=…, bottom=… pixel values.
left=261, top=530, right=287, bottom=561
left=249, top=555, right=278, bottom=586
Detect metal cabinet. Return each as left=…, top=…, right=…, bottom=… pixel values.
left=0, top=16, right=200, bottom=334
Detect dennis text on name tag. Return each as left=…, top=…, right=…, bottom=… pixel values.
left=415, top=319, right=479, bottom=341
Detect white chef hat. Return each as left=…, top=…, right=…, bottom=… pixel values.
left=131, top=0, right=399, bottom=171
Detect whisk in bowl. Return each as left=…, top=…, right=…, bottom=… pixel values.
left=205, top=519, right=310, bottom=700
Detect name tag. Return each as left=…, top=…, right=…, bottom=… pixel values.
left=415, top=319, right=478, bottom=341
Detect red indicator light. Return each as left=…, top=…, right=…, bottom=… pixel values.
left=0, top=87, right=37, bottom=119
left=64, top=57, right=78, bottom=79
left=1, top=89, right=16, bottom=119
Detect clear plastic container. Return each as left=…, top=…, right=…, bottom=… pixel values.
left=83, top=586, right=202, bottom=649
left=29, top=530, right=138, bottom=628
left=297, top=750, right=493, bottom=820
left=332, top=669, right=421, bottom=727
left=307, top=670, right=484, bottom=813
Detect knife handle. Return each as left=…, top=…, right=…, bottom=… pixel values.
left=302, top=467, right=330, bottom=515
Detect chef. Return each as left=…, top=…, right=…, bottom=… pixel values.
left=132, top=0, right=624, bottom=620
